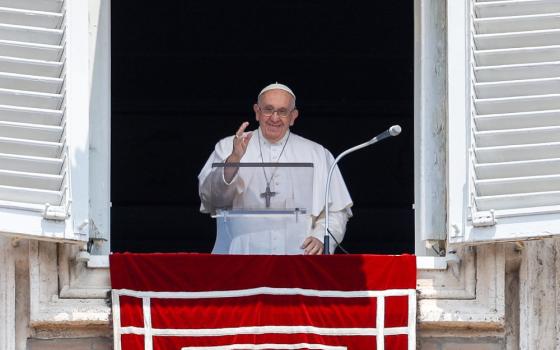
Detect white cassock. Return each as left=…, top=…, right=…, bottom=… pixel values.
left=198, top=128, right=353, bottom=254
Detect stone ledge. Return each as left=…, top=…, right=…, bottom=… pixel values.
left=29, top=243, right=505, bottom=331
left=27, top=336, right=112, bottom=350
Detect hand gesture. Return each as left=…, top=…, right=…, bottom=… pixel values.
left=229, top=121, right=253, bottom=162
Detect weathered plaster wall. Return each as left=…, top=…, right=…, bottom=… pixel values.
left=0, top=237, right=16, bottom=350
left=6, top=239, right=112, bottom=350
left=14, top=240, right=31, bottom=350
left=420, top=336, right=505, bottom=349
left=417, top=238, right=560, bottom=349
left=519, top=238, right=560, bottom=349
left=27, top=337, right=111, bottom=350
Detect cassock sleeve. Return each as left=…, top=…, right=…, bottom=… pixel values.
left=310, top=209, right=350, bottom=253
left=198, top=137, right=243, bottom=214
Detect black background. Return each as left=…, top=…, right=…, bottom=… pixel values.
left=111, top=1, right=414, bottom=254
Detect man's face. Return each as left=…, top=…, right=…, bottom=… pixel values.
left=254, top=89, right=299, bottom=143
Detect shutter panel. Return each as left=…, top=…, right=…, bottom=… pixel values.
left=0, top=0, right=89, bottom=243
left=448, top=0, right=560, bottom=244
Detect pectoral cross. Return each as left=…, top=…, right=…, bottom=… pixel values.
left=260, top=184, right=277, bottom=208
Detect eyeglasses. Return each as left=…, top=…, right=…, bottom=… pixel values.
left=257, top=105, right=294, bottom=118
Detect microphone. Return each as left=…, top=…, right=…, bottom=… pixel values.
left=323, top=125, right=402, bottom=255
left=374, top=125, right=402, bottom=141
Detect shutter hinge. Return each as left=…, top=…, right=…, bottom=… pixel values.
left=43, top=203, right=69, bottom=221
left=472, top=210, right=496, bottom=227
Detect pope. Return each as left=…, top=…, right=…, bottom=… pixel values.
left=199, top=83, right=353, bottom=255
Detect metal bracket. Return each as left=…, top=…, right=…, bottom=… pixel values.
left=472, top=210, right=497, bottom=227
left=42, top=203, right=68, bottom=220
left=425, top=239, right=446, bottom=256
left=469, top=190, right=497, bottom=228
left=445, top=250, right=461, bottom=279
left=87, top=237, right=108, bottom=253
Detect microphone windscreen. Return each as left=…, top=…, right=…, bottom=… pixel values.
left=389, top=125, right=402, bottom=136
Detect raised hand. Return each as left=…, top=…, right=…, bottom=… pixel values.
left=224, top=122, right=253, bottom=183
left=229, top=121, right=253, bottom=162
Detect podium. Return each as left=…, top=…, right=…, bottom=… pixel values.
left=110, top=253, right=417, bottom=350
left=208, top=162, right=314, bottom=254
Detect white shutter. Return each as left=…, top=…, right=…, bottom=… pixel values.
left=0, top=0, right=89, bottom=243
left=448, top=0, right=560, bottom=244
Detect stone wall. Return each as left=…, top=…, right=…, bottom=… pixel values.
left=417, top=238, right=560, bottom=349
left=2, top=238, right=560, bottom=348
left=420, top=337, right=505, bottom=350
left=27, top=338, right=111, bottom=350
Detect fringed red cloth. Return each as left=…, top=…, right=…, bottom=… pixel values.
left=110, top=253, right=416, bottom=350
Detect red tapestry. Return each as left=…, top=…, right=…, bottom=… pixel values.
left=110, top=253, right=416, bottom=350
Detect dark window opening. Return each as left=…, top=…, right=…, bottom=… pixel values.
left=111, top=1, right=414, bottom=254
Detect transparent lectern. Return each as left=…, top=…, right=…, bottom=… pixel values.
left=208, top=162, right=314, bottom=254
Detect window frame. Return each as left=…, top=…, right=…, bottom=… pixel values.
left=413, top=0, right=450, bottom=257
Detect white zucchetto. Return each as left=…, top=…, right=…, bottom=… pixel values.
left=258, top=82, right=296, bottom=100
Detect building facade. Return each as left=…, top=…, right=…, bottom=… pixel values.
left=1, top=0, right=559, bottom=349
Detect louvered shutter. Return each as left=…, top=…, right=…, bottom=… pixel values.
left=0, top=0, right=89, bottom=242
left=448, top=0, right=560, bottom=244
